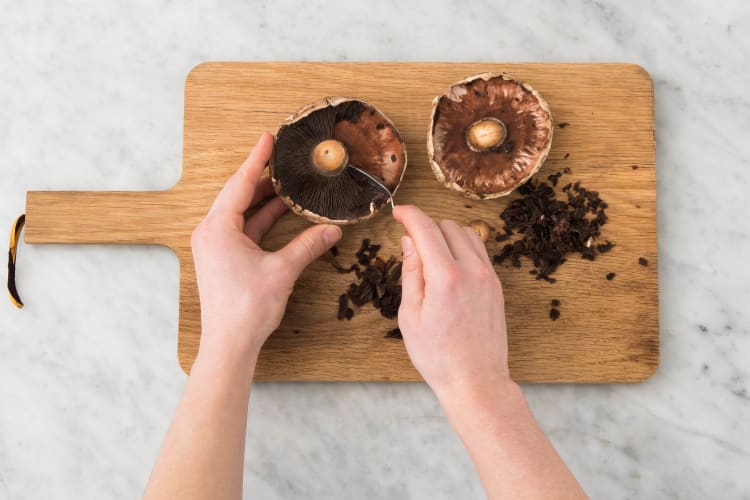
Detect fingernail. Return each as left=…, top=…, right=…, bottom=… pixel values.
left=323, top=225, right=342, bottom=246
left=401, top=236, right=413, bottom=257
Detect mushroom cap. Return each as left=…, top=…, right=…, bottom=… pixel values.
left=271, top=97, right=407, bottom=224
left=427, top=72, right=553, bottom=199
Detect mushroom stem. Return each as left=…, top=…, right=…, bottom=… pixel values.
left=312, top=139, right=348, bottom=175
left=466, top=117, right=507, bottom=152
left=467, top=219, right=491, bottom=243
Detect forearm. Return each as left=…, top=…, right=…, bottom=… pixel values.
left=437, top=379, right=587, bottom=500
left=144, top=346, right=256, bottom=500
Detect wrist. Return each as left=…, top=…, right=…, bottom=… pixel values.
left=197, top=315, right=269, bottom=358
left=192, top=349, right=257, bottom=389
left=194, top=331, right=261, bottom=381
left=434, top=373, right=526, bottom=425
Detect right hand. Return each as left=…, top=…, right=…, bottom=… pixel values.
left=393, top=205, right=510, bottom=397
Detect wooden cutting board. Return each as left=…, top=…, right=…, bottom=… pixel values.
left=24, top=62, right=658, bottom=382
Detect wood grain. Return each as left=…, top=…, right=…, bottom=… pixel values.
left=25, top=62, right=658, bottom=382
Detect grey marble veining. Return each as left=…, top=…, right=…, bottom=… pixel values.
left=1, top=1, right=749, bottom=498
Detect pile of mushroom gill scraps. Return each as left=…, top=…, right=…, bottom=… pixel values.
left=327, top=239, right=404, bottom=339
left=328, top=167, right=628, bottom=335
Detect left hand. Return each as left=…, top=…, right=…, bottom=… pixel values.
left=191, top=132, right=342, bottom=369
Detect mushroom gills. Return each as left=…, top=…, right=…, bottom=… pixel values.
left=278, top=167, right=390, bottom=221
left=347, top=164, right=395, bottom=208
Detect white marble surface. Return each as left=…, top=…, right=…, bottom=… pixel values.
left=1, top=1, right=749, bottom=498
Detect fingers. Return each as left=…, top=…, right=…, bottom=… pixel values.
left=399, top=235, right=425, bottom=311
left=249, top=177, right=275, bottom=209
left=275, top=224, right=342, bottom=278
left=392, top=205, right=454, bottom=274
left=244, top=197, right=288, bottom=242
left=209, top=132, right=274, bottom=226
left=438, top=220, right=479, bottom=262
left=462, top=226, right=491, bottom=263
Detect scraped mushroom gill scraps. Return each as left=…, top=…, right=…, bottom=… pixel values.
left=328, top=239, right=403, bottom=339
left=493, top=169, right=613, bottom=283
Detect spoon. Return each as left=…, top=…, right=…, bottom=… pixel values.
left=347, top=164, right=395, bottom=209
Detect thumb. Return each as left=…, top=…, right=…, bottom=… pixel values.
left=276, top=224, right=342, bottom=277
left=399, top=236, right=424, bottom=311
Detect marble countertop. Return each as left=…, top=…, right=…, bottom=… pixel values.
left=1, top=1, right=748, bottom=498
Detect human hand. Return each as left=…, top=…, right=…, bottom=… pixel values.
left=393, top=205, right=510, bottom=398
left=394, top=207, right=587, bottom=500
left=191, top=132, right=342, bottom=369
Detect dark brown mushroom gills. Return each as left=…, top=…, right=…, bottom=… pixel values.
left=272, top=99, right=406, bottom=223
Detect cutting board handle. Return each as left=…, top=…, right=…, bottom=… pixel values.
left=24, top=190, right=190, bottom=250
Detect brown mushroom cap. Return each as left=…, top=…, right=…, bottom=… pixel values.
left=427, top=72, right=553, bottom=199
left=271, top=97, right=407, bottom=224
